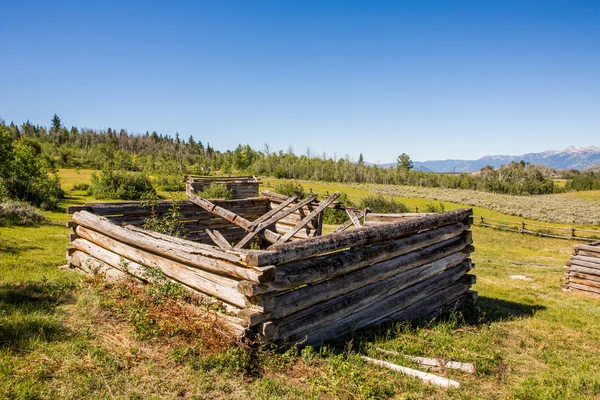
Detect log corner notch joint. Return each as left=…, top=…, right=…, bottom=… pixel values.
left=64, top=189, right=476, bottom=345
left=564, top=240, right=600, bottom=299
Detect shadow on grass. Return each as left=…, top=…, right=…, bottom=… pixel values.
left=0, top=240, right=43, bottom=255
left=477, top=296, right=545, bottom=323
left=0, top=282, right=76, bottom=352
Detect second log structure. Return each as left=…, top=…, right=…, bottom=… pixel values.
left=65, top=190, right=476, bottom=345
left=564, top=241, right=600, bottom=298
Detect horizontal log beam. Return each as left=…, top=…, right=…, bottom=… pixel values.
left=71, top=211, right=274, bottom=283
left=244, top=208, right=472, bottom=267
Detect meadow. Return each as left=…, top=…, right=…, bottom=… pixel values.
left=1, top=171, right=600, bottom=399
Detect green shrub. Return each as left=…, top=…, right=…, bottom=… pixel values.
left=273, top=182, right=306, bottom=199
left=154, top=175, right=186, bottom=192
left=323, top=192, right=356, bottom=225
left=141, top=193, right=187, bottom=238
left=71, top=183, right=90, bottom=191
left=88, top=169, right=155, bottom=200
left=359, top=194, right=409, bottom=214
left=196, top=182, right=233, bottom=200
left=0, top=128, right=64, bottom=209
left=0, top=200, right=46, bottom=226
left=423, top=201, right=445, bottom=213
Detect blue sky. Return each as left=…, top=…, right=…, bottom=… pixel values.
left=1, top=0, right=598, bottom=163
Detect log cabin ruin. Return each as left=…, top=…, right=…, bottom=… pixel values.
left=564, top=241, right=600, bottom=298
left=65, top=183, right=476, bottom=345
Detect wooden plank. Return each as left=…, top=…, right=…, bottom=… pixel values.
left=245, top=208, right=473, bottom=267
left=73, top=229, right=248, bottom=308
left=275, top=193, right=341, bottom=244
left=71, top=211, right=273, bottom=283
left=360, top=356, right=460, bottom=388
left=287, top=274, right=471, bottom=345
left=234, top=194, right=317, bottom=249
left=347, top=209, right=362, bottom=228
left=273, top=223, right=469, bottom=289
left=206, top=229, right=233, bottom=250
left=373, top=348, right=476, bottom=374
left=271, top=258, right=471, bottom=338
left=247, top=195, right=298, bottom=228
left=69, top=251, right=129, bottom=282
left=567, top=264, right=600, bottom=277
left=189, top=193, right=282, bottom=244
left=577, top=244, right=600, bottom=254
left=331, top=209, right=367, bottom=234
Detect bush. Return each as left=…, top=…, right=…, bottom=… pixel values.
left=196, top=182, right=233, bottom=200
left=88, top=169, right=155, bottom=200
left=359, top=194, right=410, bottom=214
left=71, top=183, right=90, bottom=191
left=154, top=175, right=186, bottom=192
left=322, top=193, right=356, bottom=225
left=0, top=200, right=46, bottom=226
left=273, top=182, right=306, bottom=199
left=0, top=128, right=64, bottom=209
left=423, top=202, right=445, bottom=213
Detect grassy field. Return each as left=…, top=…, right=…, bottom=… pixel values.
left=3, top=172, right=600, bottom=398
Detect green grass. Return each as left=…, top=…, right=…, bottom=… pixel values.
left=2, top=171, right=600, bottom=398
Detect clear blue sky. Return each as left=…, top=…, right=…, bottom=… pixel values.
left=1, top=0, right=598, bottom=163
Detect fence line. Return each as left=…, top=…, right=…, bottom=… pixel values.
left=470, top=216, right=600, bottom=242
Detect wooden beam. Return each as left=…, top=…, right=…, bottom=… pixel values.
left=247, top=195, right=298, bottom=228
left=234, top=194, right=318, bottom=249
left=331, top=209, right=367, bottom=234
left=347, top=209, right=362, bottom=228
left=245, top=208, right=473, bottom=267
left=71, top=211, right=274, bottom=283
left=189, top=193, right=282, bottom=244
left=360, top=357, right=460, bottom=388
left=206, top=229, right=233, bottom=250
left=274, top=192, right=340, bottom=245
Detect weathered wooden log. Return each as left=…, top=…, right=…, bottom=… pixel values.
left=332, top=209, right=367, bottom=234
left=271, top=223, right=469, bottom=289
left=577, top=250, right=600, bottom=259
left=569, top=272, right=600, bottom=285
left=67, top=198, right=270, bottom=216
left=74, top=228, right=248, bottom=308
left=569, top=276, right=600, bottom=289
left=360, top=356, right=460, bottom=388
left=373, top=348, right=476, bottom=374
left=567, top=286, right=600, bottom=299
left=189, top=193, right=282, bottom=244
left=567, top=259, right=600, bottom=271
left=567, top=264, right=600, bottom=277
left=69, top=250, right=129, bottom=282
left=244, top=208, right=473, bottom=267
left=300, top=279, right=471, bottom=346
left=366, top=213, right=436, bottom=222
left=571, top=255, right=600, bottom=267
left=576, top=244, right=600, bottom=254
left=72, top=211, right=274, bottom=283
left=125, top=225, right=249, bottom=259
left=568, top=282, right=600, bottom=295
left=206, top=229, right=234, bottom=250
left=257, top=234, right=472, bottom=318
left=235, top=194, right=318, bottom=249
left=247, top=195, right=298, bottom=228
left=271, top=259, right=471, bottom=340
left=275, top=193, right=340, bottom=244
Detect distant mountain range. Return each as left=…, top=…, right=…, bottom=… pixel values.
left=376, top=146, right=600, bottom=173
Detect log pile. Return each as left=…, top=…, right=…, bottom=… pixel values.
left=65, top=195, right=476, bottom=345
left=185, top=175, right=259, bottom=199
left=564, top=241, right=600, bottom=298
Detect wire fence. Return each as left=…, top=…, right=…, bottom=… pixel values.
left=470, top=216, right=600, bottom=242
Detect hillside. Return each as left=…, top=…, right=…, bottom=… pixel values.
left=584, top=162, right=600, bottom=172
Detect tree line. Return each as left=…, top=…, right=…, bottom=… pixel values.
left=2, top=115, right=599, bottom=208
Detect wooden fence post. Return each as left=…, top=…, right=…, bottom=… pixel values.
left=571, top=227, right=576, bottom=238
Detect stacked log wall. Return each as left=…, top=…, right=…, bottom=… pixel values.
left=185, top=176, right=259, bottom=199
left=66, top=202, right=475, bottom=345
left=564, top=241, right=600, bottom=298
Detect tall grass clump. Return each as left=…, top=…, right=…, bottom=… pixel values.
left=273, top=182, right=306, bottom=199
left=88, top=169, right=155, bottom=200
left=0, top=200, right=46, bottom=226
left=196, top=182, right=233, bottom=200
left=359, top=194, right=410, bottom=214
left=323, top=192, right=356, bottom=224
